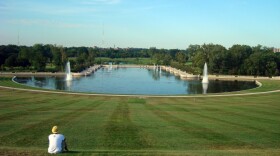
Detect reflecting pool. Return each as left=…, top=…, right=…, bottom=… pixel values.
left=14, top=68, right=258, bottom=95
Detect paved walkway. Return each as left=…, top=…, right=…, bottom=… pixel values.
left=72, top=65, right=102, bottom=76
left=1, top=83, right=280, bottom=98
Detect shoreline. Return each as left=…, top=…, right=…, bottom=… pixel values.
left=1, top=64, right=280, bottom=81
left=1, top=81, right=280, bottom=98
left=0, top=65, right=102, bottom=77
left=0, top=72, right=65, bottom=77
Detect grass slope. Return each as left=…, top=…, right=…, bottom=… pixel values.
left=0, top=78, right=280, bottom=155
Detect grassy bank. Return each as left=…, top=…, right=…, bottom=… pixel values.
left=0, top=78, right=280, bottom=155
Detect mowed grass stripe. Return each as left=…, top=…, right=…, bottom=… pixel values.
left=42, top=97, right=108, bottom=150
left=194, top=100, right=280, bottom=134
left=225, top=104, right=280, bottom=122
left=128, top=98, right=196, bottom=150
left=0, top=94, right=83, bottom=124
left=132, top=96, right=280, bottom=150
left=100, top=98, right=153, bottom=149
left=0, top=97, right=104, bottom=147
left=164, top=101, right=280, bottom=148
left=144, top=101, right=255, bottom=149
left=165, top=96, right=280, bottom=135
left=65, top=98, right=120, bottom=150
left=167, top=95, right=280, bottom=127
left=164, top=97, right=280, bottom=146
left=170, top=102, right=280, bottom=134
left=137, top=98, right=251, bottom=149
left=0, top=95, right=73, bottom=112
left=0, top=89, right=70, bottom=110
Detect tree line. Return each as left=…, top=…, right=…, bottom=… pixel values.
left=0, top=44, right=279, bottom=76
left=0, top=44, right=186, bottom=72
left=188, top=44, right=280, bottom=77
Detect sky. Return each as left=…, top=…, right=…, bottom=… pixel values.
left=0, top=0, right=280, bottom=49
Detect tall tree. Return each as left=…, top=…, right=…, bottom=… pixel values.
left=51, top=45, right=66, bottom=71
left=228, top=45, right=252, bottom=75
left=187, top=44, right=200, bottom=60
left=87, top=48, right=96, bottom=65
left=208, top=44, right=227, bottom=74
left=162, top=54, right=172, bottom=65
left=175, top=52, right=187, bottom=64
left=18, top=46, right=31, bottom=67
left=31, top=44, right=48, bottom=71
left=4, top=54, right=18, bottom=67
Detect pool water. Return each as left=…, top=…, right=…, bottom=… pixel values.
left=14, top=68, right=258, bottom=95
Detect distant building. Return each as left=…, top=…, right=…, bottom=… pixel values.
left=273, top=48, right=280, bottom=53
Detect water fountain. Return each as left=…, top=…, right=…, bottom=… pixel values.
left=109, top=62, right=113, bottom=70
left=65, top=61, right=72, bottom=81
left=202, top=62, right=209, bottom=84
left=201, top=63, right=209, bottom=94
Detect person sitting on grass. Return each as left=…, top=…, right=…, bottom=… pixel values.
left=48, top=126, right=69, bottom=154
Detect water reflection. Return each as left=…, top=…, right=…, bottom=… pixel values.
left=65, top=80, right=72, bottom=91
left=186, top=80, right=201, bottom=94
left=202, top=83, right=208, bottom=94
left=33, top=77, right=48, bottom=87
left=147, top=69, right=160, bottom=80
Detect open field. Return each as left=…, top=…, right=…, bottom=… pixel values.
left=0, top=78, right=280, bottom=155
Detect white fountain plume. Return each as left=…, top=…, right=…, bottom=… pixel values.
left=202, top=62, right=209, bottom=84
left=65, top=61, right=72, bottom=81
left=202, top=83, right=208, bottom=94
left=110, top=62, right=113, bottom=70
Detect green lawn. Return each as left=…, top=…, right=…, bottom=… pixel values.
left=0, top=78, right=280, bottom=155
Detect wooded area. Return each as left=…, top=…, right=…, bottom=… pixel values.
left=0, top=44, right=279, bottom=76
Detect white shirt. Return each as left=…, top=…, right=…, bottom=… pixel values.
left=48, top=134, right=65, bottom=154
